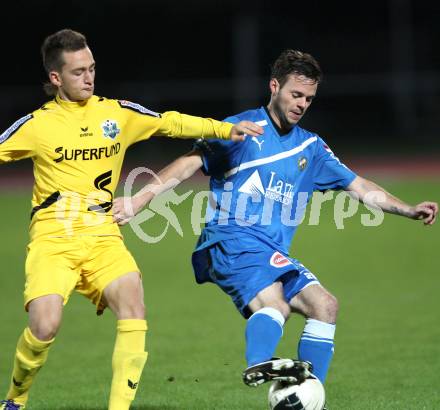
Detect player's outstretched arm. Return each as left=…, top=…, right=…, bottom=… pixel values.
left=346, top=176, right=438, bottom=225
left=156, top=113, right=264, bottom=141
left=113, top=150, right=203, bottom=225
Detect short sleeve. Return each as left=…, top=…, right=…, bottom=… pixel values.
left=117, top=100, right=163, bottom=146
left=313, top=137, right=356, bottom=191
left=0, top=114, right=36, bottom=163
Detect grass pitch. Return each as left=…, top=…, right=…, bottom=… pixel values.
left=0, top=180, right=439, bottom=409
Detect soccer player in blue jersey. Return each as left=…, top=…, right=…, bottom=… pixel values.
left=113, top=50, right=438, bottom=391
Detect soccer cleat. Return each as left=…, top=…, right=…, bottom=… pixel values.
left=242, top=358, right=312, bottom=387
left=0, top=400, right=25, bottom=410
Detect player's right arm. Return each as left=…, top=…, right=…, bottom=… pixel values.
left=117, top=100, right=262, bottom=145
left=0, top=114, right=36, bottom=164
left=155, top=112, right=262, bottom=142
left=113, top=150, right=203, bottom=225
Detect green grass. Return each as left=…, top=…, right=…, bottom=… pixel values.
left=0, top=180, right=439, bottom=409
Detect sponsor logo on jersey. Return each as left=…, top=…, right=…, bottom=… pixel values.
left=0, top=114, right=33, bottom=144
left=238, top=170, right=265, bottom=196
left=238, top=170, right=295, bottom=205
left=298, top=156, right=307, bottom=170
left=101, top=119, right=120, bottom=140
left=53, top=143, right=120, bottom=163
left=270, top=251, right=293, bottom=268
left=88, top=170, right=113, bottom=213
left=80, top=126, right=93, bottom=137
left=265, top=171, right=295, bottom=205
left=118, top=100, right=160, bottom=117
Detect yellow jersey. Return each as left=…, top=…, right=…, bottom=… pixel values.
left=0, top=95, right=233, bottom=240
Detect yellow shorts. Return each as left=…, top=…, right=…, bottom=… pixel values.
left=24, top=235, right=140, bottom=314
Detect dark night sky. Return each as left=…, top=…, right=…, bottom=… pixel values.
left=0, top=0, right=439, bottom=162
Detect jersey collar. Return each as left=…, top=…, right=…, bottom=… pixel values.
left=55, top=94, right=93, bottom=111
left=263, top=106, right=294, bottom=138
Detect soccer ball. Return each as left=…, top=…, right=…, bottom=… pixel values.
left=268, top=375, right=325, bottom=410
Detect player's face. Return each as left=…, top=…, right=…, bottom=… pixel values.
left=50, top=47, right=96, bottom=102
left=269, top=74, right=318, bottom=130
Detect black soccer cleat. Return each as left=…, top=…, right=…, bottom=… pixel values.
left=242, top=358, right=312, bottom=387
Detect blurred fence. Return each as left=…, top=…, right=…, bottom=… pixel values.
left=0, top=0, right=439, bottom=165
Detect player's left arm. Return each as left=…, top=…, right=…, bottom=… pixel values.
left=346, top=176, right=438, bottom=225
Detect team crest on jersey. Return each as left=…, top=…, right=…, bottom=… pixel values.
left=101, top=120, right=120, bottom=140
left=118, top=100, right=160, bottom=117
left=298, top=156, right=307, bottom=171
left=270, top=252, right=293, bottom=268
left=0, top=114, right=33, bottom=144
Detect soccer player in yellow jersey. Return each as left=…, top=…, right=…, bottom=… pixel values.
left=0, top=29, right=263, bottom=410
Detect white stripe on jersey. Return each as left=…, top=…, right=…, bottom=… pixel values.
left=224, top=136, right=317, bottom=178
left=0, top=114, right=33, bottom=144
left=255, top=120, right=268, bottom=126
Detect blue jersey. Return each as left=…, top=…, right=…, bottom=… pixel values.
left=194, top=107, right=356, bottom=255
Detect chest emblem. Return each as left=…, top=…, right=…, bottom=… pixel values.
left=101, top=119, right=120, bottom=140
left=298, top=156, right=307, bottom=171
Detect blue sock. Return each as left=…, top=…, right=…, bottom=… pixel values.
left=298, top=319, right=335, bottom=383
left=245, top=307, right=285, bottom=367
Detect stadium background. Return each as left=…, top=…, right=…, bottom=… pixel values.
left=0, top=1, right=439, bottom=409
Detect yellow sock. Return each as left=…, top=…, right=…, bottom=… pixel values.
left=6, top=327, right=54, bottom=406
left=108, top=319, right=148, bottom=410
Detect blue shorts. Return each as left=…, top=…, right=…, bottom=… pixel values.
left=192, top=237, right=320, bottom=318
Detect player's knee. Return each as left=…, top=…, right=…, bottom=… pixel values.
left=116, top=297, right=145, bottom=320
left=266, top=301, right=291, bottom=320
left=280, top=303, right=292, bottom=320
left=130, top=300, right=145, bottom=319
left=324, top=293, right=339, bottom=323
left=309, top=293, right=339, bottom=323
left=30, top=318, right=61, bottom=341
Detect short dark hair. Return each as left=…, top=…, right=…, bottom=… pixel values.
left=41, top=29, right=88, bottom=95
left=271, top=49, right=322, bottom=87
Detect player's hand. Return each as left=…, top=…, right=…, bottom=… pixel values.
left=410, top=201, right=438, bottom=225
left=112, top=196, right=145, bottom=226
left=230, top=121, right=264, bottom=142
